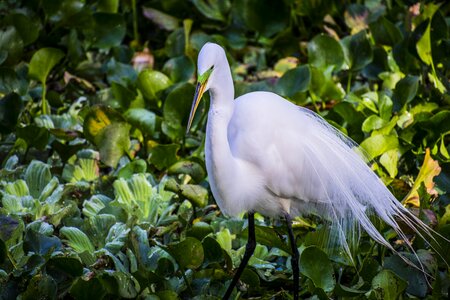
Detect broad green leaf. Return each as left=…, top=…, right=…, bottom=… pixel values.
left=360, top=134, right=398, bottom=159
left=47, top=257, right=83, bottom=277
left=362, top=115, right=387, bottom=133
left=25, top=160, right=52, bottom=199
left=143, top=7, right=179, bottom=31
left=380, top=149, right=399, bottom=178
left=83, top=106, right=131, bottom=167
left=384, top=252, right=434, bottom=297
left=21, top=274, right=57, bottom=300
left=162, top=82, right=195, bottom=141
left=117, top=159, right=147, bottom=179
left=8, top=13, right=39, bottom=46
left=0, top=68, right=27, bottom=95
left=28, top=48, right=64, bottom=84
left=233, top=0, right=289, bottom=37
left=0, top=26, right=24, bottom=65
left=165, top=179, right=208, bottom=207
left=24, top=229, right=62, bottom=256
left=148, top=143, right=180, bottom=170
left=300, top=246, right=335, bottom=292
left=188, top=222, right=214, bottom=241
left=276, top=65, right=311, bottom=97
left=124, top=108, right=156, bottom=136
left=0, top=93, right=23, bottom=134
left=392, top=75, right=419, bottom=109
left=167, top=237, right=204, bottom=269
left=168, top=160, right=206, bottom=183
left=91, top=13, right=126, bottom=49
left=163, top=55, right=195, bottom=83
left=137, top=69, right=172, bottom=102
left=341, top=30, right=373, bottom=71
left=0, top=216, right=20, bottom=242
left=70, top=278, right=107, bottom=299
left=416, top=19, right=445, bottom=93
left=310, top=67, right=345, bottom=101
left=308, top=34, right=344, bottom=71
left=369, top=17, right=402, bottom=46
left=192, top=0, right=230, bottom=22
left=60, top=226, right=95, bottom=253
left=370, top=269, right=407, bottom=299
left=416, top=20, right=432, bottom=66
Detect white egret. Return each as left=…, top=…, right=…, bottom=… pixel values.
left=187, top=43, right=438, bottom=300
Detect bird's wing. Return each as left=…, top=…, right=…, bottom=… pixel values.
left=228, top=92, right=433, bottom=262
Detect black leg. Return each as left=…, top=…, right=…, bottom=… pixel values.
left=223, top=212, right=256, bottom=300
left=285, top=212, right=299, bottom=300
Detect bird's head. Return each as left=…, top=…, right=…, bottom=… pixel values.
left=187, top=43, right=225, bottom=132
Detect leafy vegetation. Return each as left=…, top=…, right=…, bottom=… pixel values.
left=0, top=0, right=449, bottom=298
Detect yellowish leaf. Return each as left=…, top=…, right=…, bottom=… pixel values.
left=403, top=148, right=441, bottom=207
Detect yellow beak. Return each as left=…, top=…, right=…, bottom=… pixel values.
left=186, top=82, right=207, bottom=133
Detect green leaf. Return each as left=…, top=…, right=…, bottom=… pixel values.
left=0, top=93, right=23, bottom=134
left=392, top=75, right=419, bottom=109
left=202, top=236, right=224, bottom=265
left=308, top=34, right=344, bottom=71
left=8, top=13, right=39, bottom=46
left=371, top=269, right=407, bottom=299
left=384, top=252, right=433, bottom=297
left=24, top=229, right=62, bottom=256
left=233, top=0, right=289, bottom=37
left=165, top=179, right=208, bottom=207
left=25, top=160, right=52, bottom=199
left=369, top=17, right=403, bottom=46
left=162, top=83, right=195, bottom=141
left=70, top=277, right=107, bottom=300
left=16, top=125, right=50, bottom=150
left=91, top=13, right=126, bottom=49
left=300, top=246, right=336, bottom=292
left=21, top=274, right=57, bottom=300
left=162, top=55, right=195, bottom=83
left=148, top=143, right=180, bottom=170
left=0, top=67, right=27, bottom=95
left=416, top=20, right=432, bottom=66
left=360, top=134, right=399, bottom=159
left=47, top=257, right=83, bottom=277
left=60, top=227, right=95, bottom=253
left=341, top=30, right=373, bottom=71
left=117, top=159, right=147, bottom=179
left=192, top=0, right=231, bottom=22
left=28, top=47, right=64, bottom=84
left=167, top=237, right=204, bottom=269
left=142, top=7, right=179, bottom=31
left=380, top=149, right=399, bottom=178
left=83, top=106, right=131, bottom=167
left=188, top=222, right=214, bottom=241
left=167, top=160, right=206, bottom=183
left=0, top=26, right=24, bottom=65
left=124, top=108, right=156, bottom=136
left=137, top=69, right=172, bottom=102
left=362, top=115, right=387, bottom=133
left=276, top=65, right=311, bottom=97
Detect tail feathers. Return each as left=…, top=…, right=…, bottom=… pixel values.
left=295, top=107, right=447, bottom=274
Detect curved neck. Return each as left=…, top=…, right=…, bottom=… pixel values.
left=205, top=58, right=238, bottom=191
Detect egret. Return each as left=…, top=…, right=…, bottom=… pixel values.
left=187, top=43, right=437, bottom=299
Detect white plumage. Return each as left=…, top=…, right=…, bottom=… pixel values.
left=187, top=43, right=437, bottom=298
